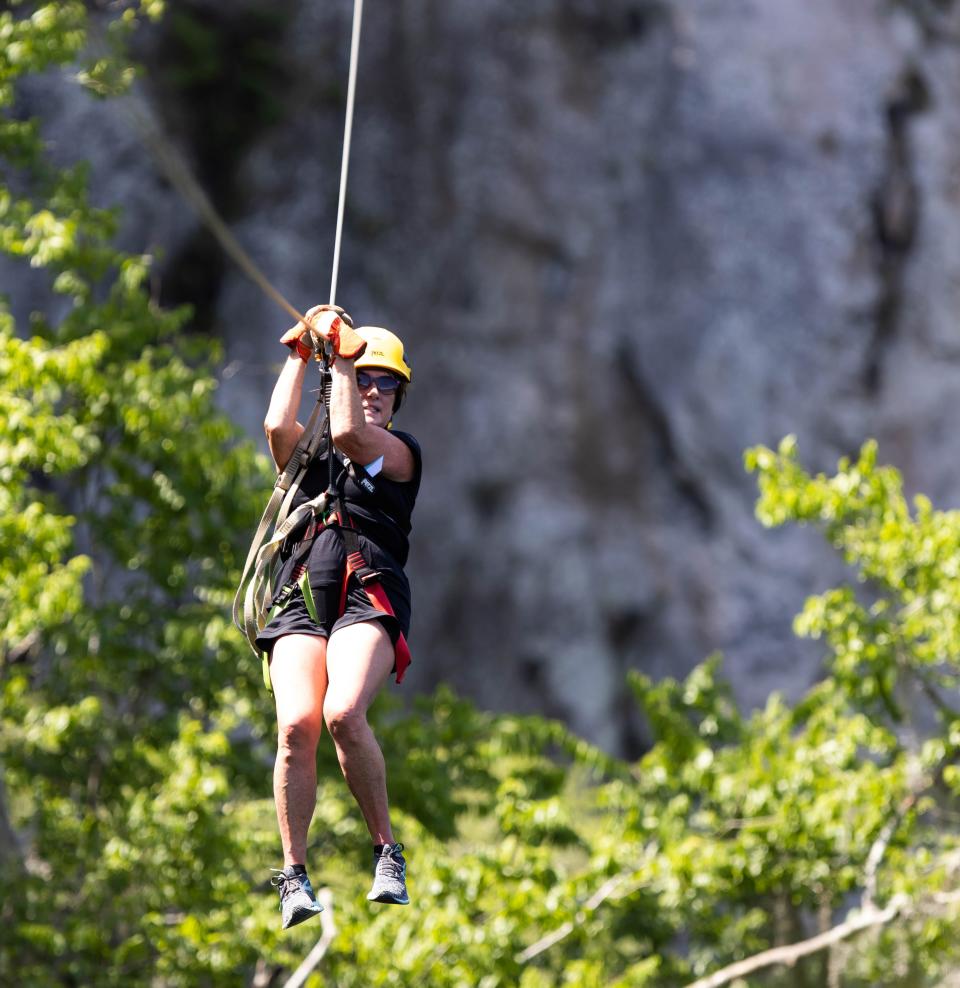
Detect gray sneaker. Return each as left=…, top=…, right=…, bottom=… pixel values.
left=367, top=842, right=409, bottom=905
left=271, top=865, right=323, bottom=929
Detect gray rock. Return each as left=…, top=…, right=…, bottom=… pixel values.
left=12, top=0, right=960, bottom=752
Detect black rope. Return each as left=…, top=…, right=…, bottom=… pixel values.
left=320, top=346, right=338, bottom=500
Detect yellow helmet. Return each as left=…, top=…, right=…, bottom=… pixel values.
left=354, top=326, right=412, bottom=382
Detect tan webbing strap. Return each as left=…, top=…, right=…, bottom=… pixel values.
left=232, top=399, right=327, bottom=650
left=241, top=491, right=329, bottom=654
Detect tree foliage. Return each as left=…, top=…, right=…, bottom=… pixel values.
left=2, top=4, right=960, bottom=987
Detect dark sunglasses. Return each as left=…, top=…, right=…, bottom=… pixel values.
left=356, top=370, right=401, bottom=395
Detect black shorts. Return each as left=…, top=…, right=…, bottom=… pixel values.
left=254, top=530, right=411, bottom=656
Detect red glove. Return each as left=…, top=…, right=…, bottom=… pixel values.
left=279, top=306, right=366, bottom=361
left=318, top=312, right=367, bottom=360
left=279, top=323, right=314, bottom=361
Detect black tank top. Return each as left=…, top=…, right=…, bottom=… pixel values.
left=289, top=429, right=421, bottom=567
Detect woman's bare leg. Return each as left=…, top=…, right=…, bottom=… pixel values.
left=323, top=621, right=395, bottom=844
left=270, top=633, right=328, bottom=867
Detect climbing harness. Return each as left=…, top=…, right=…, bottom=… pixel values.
left=320, top=390, right=412, bottom=686
left=178, top=0, right=410, bottom=691
left=232, top=339, right=412, bottom=693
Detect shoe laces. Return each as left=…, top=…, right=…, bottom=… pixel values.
left=375, top=844, right=405, bottom=881
left=271, top=870, right=306, bottom=898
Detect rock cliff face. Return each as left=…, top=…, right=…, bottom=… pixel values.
left=16, top=0, right=960, bottom=751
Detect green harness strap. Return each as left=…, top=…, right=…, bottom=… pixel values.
left=260, top=568, right=321, bottom=691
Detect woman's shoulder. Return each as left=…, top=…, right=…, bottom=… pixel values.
left=386, top=429, right=422, bottom=488
left=390, top=429, right=421, bottom=458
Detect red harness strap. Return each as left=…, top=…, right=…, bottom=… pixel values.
left=338, top=534, right=412, bottom=684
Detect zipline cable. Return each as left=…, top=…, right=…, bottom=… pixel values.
left=329, top=0, right=364, bottom=307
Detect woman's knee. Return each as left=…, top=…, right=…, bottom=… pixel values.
left=323, top=701, right=368, bottom=744
left=276, top=711, right=323, bottom=755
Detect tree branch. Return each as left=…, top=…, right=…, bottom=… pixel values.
left=685, top=883, right=960, bottom=988
left=516, top=872, right=632, bottom=964
left=716, top=815, right=779, bottom=835
left=686, top=769, right=941, bottom=988
left=282, top=889, right=337, bottom=988
left=0, top=772, right=26, bottom=871
left=908, top=664, right=960, bottom=720
left=683, top=897, right=908, bottom=988
left=863, top=791, right=919, bottom=910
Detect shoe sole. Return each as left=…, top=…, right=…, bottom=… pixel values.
left=367, top=892, right=410, bottom=905
left=283, top=903, right=324, bottom=930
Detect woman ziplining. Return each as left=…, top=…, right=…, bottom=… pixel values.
left=226, top=0, right=423, bottom=929
left=112, top=0, right=423, bottom=929
left=258, top=306, right=420, bottom=928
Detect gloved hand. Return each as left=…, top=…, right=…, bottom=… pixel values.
left=279, top=320, right=315, bottom=361
left=279, top=305, right=366, bottom=361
